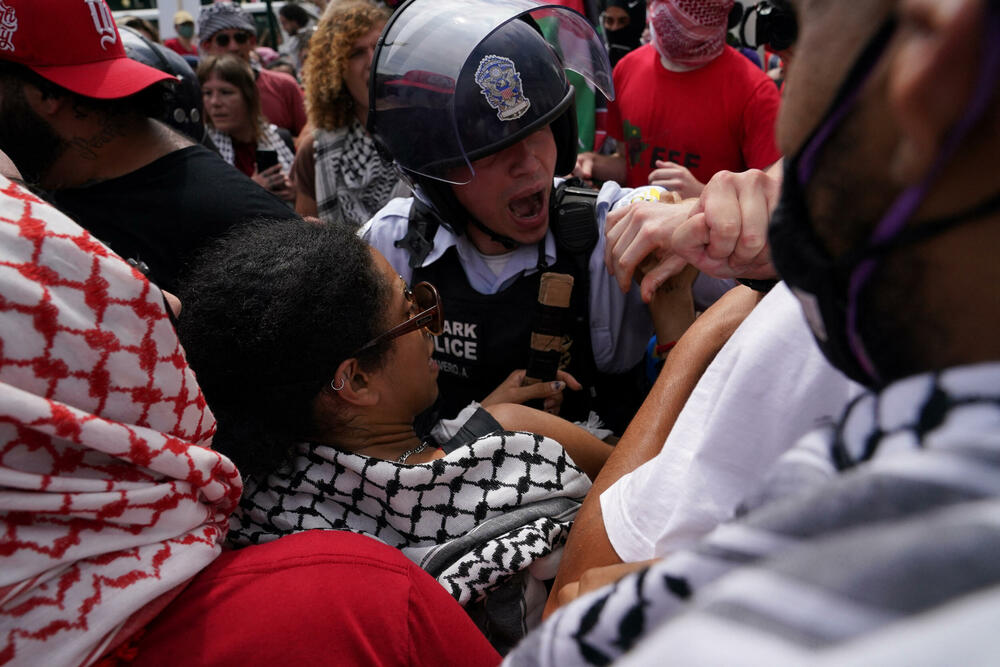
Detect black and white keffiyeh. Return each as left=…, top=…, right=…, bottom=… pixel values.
left=229, top=429, right=591, bottom=651
left=208, top=123, right=295, bottom=175
left=314, top=120, right=408, bottom=228
left=505, top=363, right=1000, bottom=666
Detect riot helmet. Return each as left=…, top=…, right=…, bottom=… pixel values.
left=120, top=27, right=207, bottom=143
left=368, top=0, right=614, bottom=238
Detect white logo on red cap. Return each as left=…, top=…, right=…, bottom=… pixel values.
left=0, top=0, right=17, bottom=53
left=84, top=0, right=117, bottom=50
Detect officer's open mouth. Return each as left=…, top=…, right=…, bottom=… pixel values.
left=508, top=190, right=544, bottom=220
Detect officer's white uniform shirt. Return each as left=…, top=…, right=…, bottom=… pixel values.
left=360, top=180, right=732, bottom=374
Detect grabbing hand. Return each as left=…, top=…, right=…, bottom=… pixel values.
left=604, top=197, right=695, bottom=302
left=481, top=369, right=583, bottom=414
left=671, top=167, right=782, bottom=279
left=648, top=160, right=705, bottom=199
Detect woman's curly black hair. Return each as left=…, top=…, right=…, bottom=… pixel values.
left=177, top=218, right=391, bottom=478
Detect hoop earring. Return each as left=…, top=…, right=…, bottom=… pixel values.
left=330, top=377, right=345, bottom=391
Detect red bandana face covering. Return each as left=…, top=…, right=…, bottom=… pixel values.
left=0, top=176, right=241, bottom=665
left=648, top=0, right=733, bottom=68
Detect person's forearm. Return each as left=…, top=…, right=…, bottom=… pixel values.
left=542, top=325, right=718, bottom=618
left=650, top=291, right=695, bottom=345
left=647, top=266, right=698, bottom=347
left=543, top=286, right=761, bottom=618
left=591, top=152, right=627, bottom=184
left=485, top=403, right=613, bottom=480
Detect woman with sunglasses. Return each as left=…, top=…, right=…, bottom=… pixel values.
left=177, top=218, right=612, bottom=652
left=0, top=167, right=499, bottom=666
left=197, top=54, right=297, bottom=205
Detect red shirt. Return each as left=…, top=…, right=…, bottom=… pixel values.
left=256, top=68, right=307, bottom=137
left=132, top=531, right=501, bottom=666
left=233, top=140, right=256, bottom=177
left=608, top=45, right=782, bottom=188
left=163, top=38, right=197, bottom=57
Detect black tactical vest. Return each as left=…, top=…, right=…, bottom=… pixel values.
left=413, top=241, right=596, bottom=422
left=401, top=185, right=646, bottom=433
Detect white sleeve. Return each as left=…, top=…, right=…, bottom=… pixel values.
left=358, top=196, right=416, bottom=285
left=600, top=283, right=865, bottom=561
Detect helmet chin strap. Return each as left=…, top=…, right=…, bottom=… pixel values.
left=468, top=216, right=521, bottom=250
left=463, top=183, right=563, bottom=252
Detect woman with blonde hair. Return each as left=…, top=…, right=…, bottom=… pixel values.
left=197, top=54, right=297, bottom=204
left=293, top=0, right=408, bottom=226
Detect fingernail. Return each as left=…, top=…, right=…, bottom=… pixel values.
left=552, top=381, right=565, bottom=390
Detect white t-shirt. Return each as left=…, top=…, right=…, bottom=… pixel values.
left=601, top=282, right=865, bottom=560
left=476, top=247, right=516, bottom=278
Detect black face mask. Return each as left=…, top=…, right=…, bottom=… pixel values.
left=769, top=7, right=1000, bottom=389
left=605, top=25, right=643, bottom=67
left=602, top=2, right=645, bottom=67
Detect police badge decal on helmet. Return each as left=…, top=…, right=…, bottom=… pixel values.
left=475, top=55, right=531, bottom=121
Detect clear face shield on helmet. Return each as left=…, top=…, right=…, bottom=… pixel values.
left=369, top=0, right=614, bottom=185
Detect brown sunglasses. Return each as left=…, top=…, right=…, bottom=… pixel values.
left=356, top=281, right=443, bottom=354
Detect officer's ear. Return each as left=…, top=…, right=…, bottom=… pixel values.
left=887, top=0, right=987, bottom=184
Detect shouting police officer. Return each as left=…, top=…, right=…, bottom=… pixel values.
left=362, top=0, right=727, bottom=433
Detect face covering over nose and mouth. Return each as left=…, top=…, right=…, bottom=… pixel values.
left=647, top=0, right=733, bottom=69
left=602, top=0, right=646, bottom=67
left=769, top=8, right=1000, bottom=389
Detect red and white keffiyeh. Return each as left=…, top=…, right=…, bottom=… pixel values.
left=0, top=176, right=242, bottom=666
left=648, top=0, right=734, bottom=68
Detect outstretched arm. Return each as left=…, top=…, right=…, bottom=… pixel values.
left=671, top=162, right=784, bottom=279
left=604, top=164, right=784, bottom=301
left=484, top=403, right=614, bottom=481
left=542, top=285, right=762, bottom=618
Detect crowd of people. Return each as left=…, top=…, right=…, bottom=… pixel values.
left=2, top=0, right=999, bottom=664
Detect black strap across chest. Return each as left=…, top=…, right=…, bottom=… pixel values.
left=407, top=184, right=598, bottom=421
left=401, top=184, right=648, bottom=433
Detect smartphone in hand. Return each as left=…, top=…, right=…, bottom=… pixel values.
left=255, top=149, right=279, bottom=173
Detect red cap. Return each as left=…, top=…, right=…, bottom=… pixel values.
left=0, top=0, right=174, bottom=99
